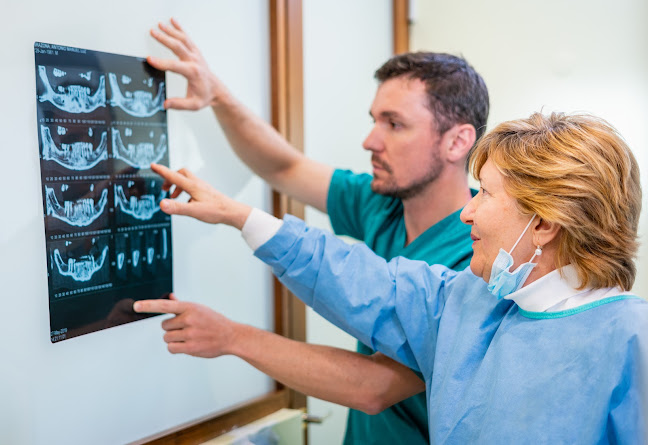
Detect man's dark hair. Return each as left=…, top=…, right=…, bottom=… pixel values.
left=375, top=52, right=489, bottom=143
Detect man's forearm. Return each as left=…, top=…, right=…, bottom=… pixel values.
left=210, top=92, right=333, bottom=212
left=228, top=323, right=424, bottom=414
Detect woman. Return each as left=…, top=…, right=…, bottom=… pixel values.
left=139, top=112, right=647, bottom=443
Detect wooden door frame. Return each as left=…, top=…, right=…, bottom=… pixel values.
left=393, top=0, right=410, bottom=53
left=139, top=1, right=409, bottom=442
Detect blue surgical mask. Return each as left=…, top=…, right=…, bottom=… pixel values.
left=487, top=214, right=542, bottom=299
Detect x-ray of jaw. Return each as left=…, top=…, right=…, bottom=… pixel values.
left=53, top=245, right=109, bottom=282
left=112, top=127, right=167, bottom=169
left=35, top=42, right=171, bottom=341
left=38, top=65, right=106, bottom=114
left=41, top=125, right=108, bottom=170
left=114, top=181, right=167, bottom=221
left=49, top=235, right=112, bottom=290
left=46, top=185, right=108, bottom=227
left=109, top=72, right=165, bottom=117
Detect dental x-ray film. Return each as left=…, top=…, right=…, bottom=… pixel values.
left=34, top=42, right=172, bottom=342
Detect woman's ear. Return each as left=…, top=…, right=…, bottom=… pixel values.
left=532, top=218, right=561, bottom=247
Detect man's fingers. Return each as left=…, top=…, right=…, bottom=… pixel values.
left=159, top=176, right=187, bottom=198
left=151, top=26, right=191, bottom=60
left=133, top=298, right=185, bottom=314
left=170, top=17, right=185, bottom=33
left=179, top=168, right=199, bottom=181
left=168, top=342, right=187, bottom=355
left=151, top=164, right=197, bottom=194
left=159, top=20, right=197, bottom=53
left=159, top=199, right=194, bottom=217
left=163, top=329, right=186, bottom=343
left=146, top=56, right=192, bottom=79
left=163, top=97, right=204, bottom=111
left=161, top=314, right=186, bottom=331
left=169, top=185, right=185, bottom=199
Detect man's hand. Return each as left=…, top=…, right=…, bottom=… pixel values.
left=148, top=18, right=228, bottom=110
left=133, top=294, right=236, bottom=358
left=151, top=163, right=251, bottom=229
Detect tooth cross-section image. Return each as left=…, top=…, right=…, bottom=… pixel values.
left=114, top=179, right=168, bottom=224
left=44, top=182, right=111, bottom=234
left=37, top=65, right=106, bottom=114
left=109, top=73, right=165, bottom=117
left=45, top=185, right=108, bottom=227
left=112, top=127, right=168, bottom=169
left=114, top=227, right=172, bottom=283
left=48, top=235, right=111, bottom=294
left=40, top=124, right=109, bottom=174
left=54, top=245, right=108, bottom=282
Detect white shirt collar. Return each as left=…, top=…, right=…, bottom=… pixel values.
left=504, top=264, right=632, bottom=312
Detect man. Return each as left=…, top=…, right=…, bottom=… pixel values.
left=142, top=19, right=489, bottom=445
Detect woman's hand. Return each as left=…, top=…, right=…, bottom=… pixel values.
left=151, top=163, right=251, bottom=229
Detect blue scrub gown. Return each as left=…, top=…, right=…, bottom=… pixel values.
left=255, top=216, right=648, bottom=444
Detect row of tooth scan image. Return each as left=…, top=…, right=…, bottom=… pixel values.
left=47, top=228, right=171, bottom=297
left=37, top=65, right=165, bottom=119
left=40, top=123, right=168, bottom=175
left=45, top=179, right=170, bottom=235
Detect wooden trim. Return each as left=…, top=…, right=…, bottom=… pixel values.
left=270, top=0, right=307, bottom=411
left=138, top=390, right=290, bottom=445
left=142, top=1, right=306, bottom=443
left=393, top=0, right=410, bottom=54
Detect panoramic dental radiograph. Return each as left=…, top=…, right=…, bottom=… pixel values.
left=35, top=42, right=172, bottom=342
left=45, top=184, right=109, bottom=227
left=114, top=181, right=167, bottom=221
left=112, top=127, right=168, bottom=168
left=37, top=65, right=106, bottom=114
left=41, top=125, right=109, bottom=171
left=53, top=244, right=109, bottom=283
left=108, top=72, right=165, bottom=117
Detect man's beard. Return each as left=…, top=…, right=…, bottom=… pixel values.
left=370, top=154, right=443, bottom=200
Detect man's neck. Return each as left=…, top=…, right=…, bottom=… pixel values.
left=402, top=170, right=472, bottom=245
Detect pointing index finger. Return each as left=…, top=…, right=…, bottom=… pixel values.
left=151, top=164, right=196, bottom=194
left=133, top=299, right=186, bottom=315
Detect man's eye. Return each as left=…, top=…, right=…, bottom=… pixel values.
left=390, top=121, right=401, bottom=129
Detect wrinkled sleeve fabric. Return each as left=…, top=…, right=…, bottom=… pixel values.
left=254, top=215, right=457, bottom=374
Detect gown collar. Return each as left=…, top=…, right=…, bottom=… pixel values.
left=504, top=264, right=632, bottom=312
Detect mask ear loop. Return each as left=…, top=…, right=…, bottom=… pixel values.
left=528, top=245, right=543, bottom=263
left=507, top=214, right=537, bottom=255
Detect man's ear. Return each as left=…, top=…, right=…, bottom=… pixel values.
left=441, top=123, right=476, bottom=165
left=532, top=218, right=561, bottom=247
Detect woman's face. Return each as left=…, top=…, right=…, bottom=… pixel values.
left=460, top=159, right=537, bottom=282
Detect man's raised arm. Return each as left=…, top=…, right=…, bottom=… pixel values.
left=148, top=19, right=333, bottom=212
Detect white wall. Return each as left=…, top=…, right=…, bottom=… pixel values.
left=302, top=1, right=393, bottom=443
left=411, top=0, right=648, bottom=296
left=0, top=2, right=274, bottom=444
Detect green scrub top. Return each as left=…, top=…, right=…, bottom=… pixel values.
left=327, top=169, right=474, bottom=445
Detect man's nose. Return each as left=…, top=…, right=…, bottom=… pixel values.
left=362, top=126, right=383, bottom=152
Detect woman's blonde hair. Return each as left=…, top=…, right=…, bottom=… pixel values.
left=469, top=112, right=642, bottom=291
